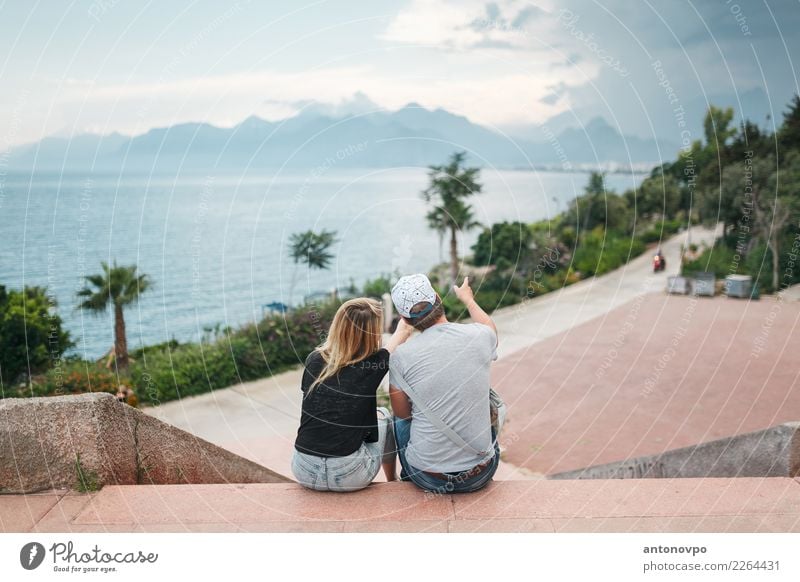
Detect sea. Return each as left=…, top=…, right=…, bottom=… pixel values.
left=0, top=167, right=645, bottom=358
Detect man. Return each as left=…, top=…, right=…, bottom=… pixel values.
left=389, top=273, right=500, bottom=493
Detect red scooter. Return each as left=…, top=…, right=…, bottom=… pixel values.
left=653, top=253, right=666, bottom=272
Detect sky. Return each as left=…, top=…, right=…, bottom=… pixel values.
left=1, top=0, right=799, bottom=148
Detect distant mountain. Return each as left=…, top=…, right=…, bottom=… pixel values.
left=9, top=132, right=128, bottom=169
left=538, top=117, right=680, bottom=165
left=525, top=87, right=775, bottom=150
left=9, top=104, right=678, bottom=172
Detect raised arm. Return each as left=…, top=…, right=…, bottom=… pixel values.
left=453, top=276, right=498, bottom=343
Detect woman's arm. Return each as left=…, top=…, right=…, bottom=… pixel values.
left=385, top=320, right=413, bottom=418
left=383, top=318, right=413, bottom=353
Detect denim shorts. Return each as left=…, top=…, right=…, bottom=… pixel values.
left=292, top=407, right=395, bottom=492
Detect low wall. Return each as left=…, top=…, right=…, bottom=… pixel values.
left=550, top=422, right=800, bottom=480
left=0, top=393, right=289, bottom=494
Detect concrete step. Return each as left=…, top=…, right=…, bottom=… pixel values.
left=4, top=477, right=800, bottom=533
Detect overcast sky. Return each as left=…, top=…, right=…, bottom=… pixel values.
left=1, top=0, right=798, bottom=148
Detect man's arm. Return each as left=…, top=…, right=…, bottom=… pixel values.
left=453, top=277, right=498, bottom=344
left=389, top=385, right=412, bottom=419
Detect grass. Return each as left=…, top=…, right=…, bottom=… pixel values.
left=73, top=453, right=101, bottom=492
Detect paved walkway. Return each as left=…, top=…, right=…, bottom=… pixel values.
left=496, top=293, right=800, bottom=475
left=4, top=478, right=799, bottom=533
left=145, top=225, right=720, bottom=479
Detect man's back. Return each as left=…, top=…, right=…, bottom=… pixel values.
left=390, top=321, right=496, bottom=473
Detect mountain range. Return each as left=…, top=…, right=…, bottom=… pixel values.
left=9, top=104, right=680, bottom=172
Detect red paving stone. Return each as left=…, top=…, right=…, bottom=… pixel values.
left=450, top=478, right=800, bottom=520
left=0, top=491, right=61, bottom=532
left=69, top=482, right=454, bottom=526
left=552, top=514, right=800, bottom=533
left=493, top=293, right=800, bottom=475
left=4, top=479, right=800, bottom=533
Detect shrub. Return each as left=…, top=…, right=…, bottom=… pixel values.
left=362, top=274, right=392, bottom=298
left=439, top=272, right=525, bottom=321
left=471, top=221, right=533, bottom=268
left=129, top=300, right=341, bottom=406
left=0, top=286, right=72, bottom=386
left=635, top=217, right=684, bottom=245
left=22, top=360, right=125, bottom=399
left=638, top=228, right=664, bottom=244
left=572, top=229, right=646, bottom=276
left=17, top=300, right=342, bottom=406
left=681, top=243, right=738, bottom=278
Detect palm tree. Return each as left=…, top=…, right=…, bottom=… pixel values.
left=77, top=261, right=151, bottom=370
left=421, top=151, right=483, bottom=286
left=288, top=229, right=338, bottom=305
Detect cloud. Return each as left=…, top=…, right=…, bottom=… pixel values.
left=382, top=0, right=555, bottom=52
left=4, top=0, right=798, bottom=147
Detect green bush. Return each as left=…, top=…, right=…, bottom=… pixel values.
left=362, top=274, right=392, bottom=298
left=19, top=360, right=122, bottom=399
left=0, top=286, right=72, bottom=386
left=638, top=228, right=664, bottom=244
left=470, top=221, right=532, bottom=267
left=129, top=300, right=341, bottom=406
left=681, top=243, right=738, bottom=278
left=19, top=300, right=341, bottom=406
left=659, top=218, right=684, bottom=234
left=439, top=272, right=525, bottom=321
left=635, top=217, right=684, bottom=245
left=558, top=225, right=577, bottom=250
left=572, top=229, right=646, bottom=276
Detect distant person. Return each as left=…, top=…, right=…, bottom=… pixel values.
left=292, top=298, right=413, bottom=492
left=389, top=274, right=500, bottom=494
left=653, top=248, right=666, bottom=272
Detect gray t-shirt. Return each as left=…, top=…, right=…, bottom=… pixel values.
left=390, top=322, right=497, bottom=473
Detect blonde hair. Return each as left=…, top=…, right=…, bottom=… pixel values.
left=308, top=298, right=383, bottom=392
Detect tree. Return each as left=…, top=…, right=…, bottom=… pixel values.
left=288, top=229, right=337, bottom=305
left=77, top=261, right=151, bottom=370
left=778, top=94, right=800, bottom=156
left=703, top=105, right=737, bottom=152
left=722, top=152, right=799, bottom=292
left=718, top=161, right=753, bottom=241
left=760, top=151, right=800, bottom=291
left=730, top=119, right=772, bottom=161
left=634, top=173, right=683, bottom=220
left=693, top=106, right=737, bottom=224
left=0, top=286, right=72, bottom=386
left=566, top=172, right=631, bottom=234
left=422, top=151, right=483, bottom=286
left=471, top=221, right=533, bottom=270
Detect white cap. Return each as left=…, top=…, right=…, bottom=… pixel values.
left=391, top=274, right=437, bottom=319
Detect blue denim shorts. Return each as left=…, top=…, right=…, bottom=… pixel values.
left=292, top=407, right=394, bottom=492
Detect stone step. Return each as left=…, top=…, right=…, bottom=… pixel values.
left=4, top=477, right=800, bottom=533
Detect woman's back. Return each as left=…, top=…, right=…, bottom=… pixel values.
left=294, top=348, right=390, bottom=457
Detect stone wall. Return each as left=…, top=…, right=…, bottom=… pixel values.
left=0, top=393, right=289, bottom=494
left=550, top=422, right=800, bottom=480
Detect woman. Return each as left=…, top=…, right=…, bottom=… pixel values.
left=292, top=297, right=412, bottom=492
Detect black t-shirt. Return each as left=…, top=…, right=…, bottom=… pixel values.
left=294, top=348, right=390, bottom=457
